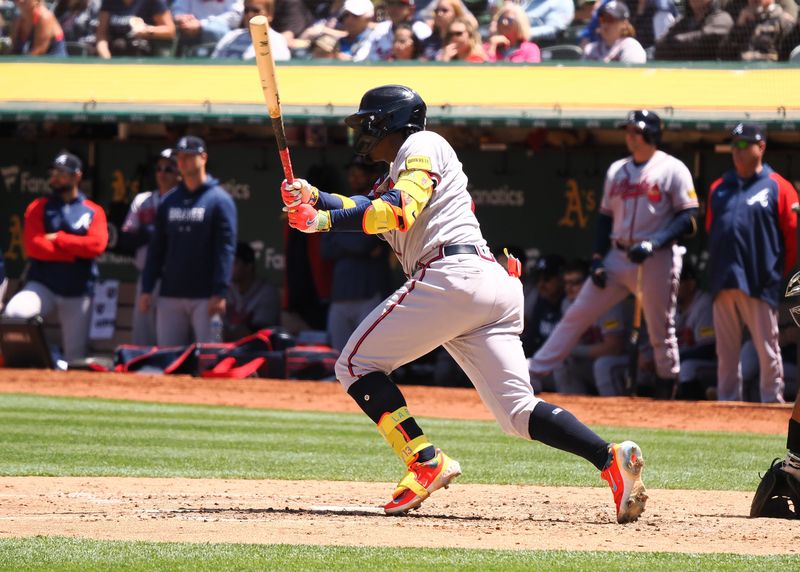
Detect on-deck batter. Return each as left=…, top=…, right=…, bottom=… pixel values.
left=529, top=110, right=699, bottom=399
left=280, top=85, right=647, bottom=523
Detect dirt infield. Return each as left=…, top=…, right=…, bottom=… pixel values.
left=0, top=369, right=796, bottom=554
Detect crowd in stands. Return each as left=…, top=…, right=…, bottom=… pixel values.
left=2, top=0, right=800, bottom=60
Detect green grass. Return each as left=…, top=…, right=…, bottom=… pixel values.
left=0, top=393, right=785, bottom=491
left=0, top=537, right=797, bottom=572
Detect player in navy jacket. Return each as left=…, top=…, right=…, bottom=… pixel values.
left=139, top=136, right=237, bottom=346
left=4, top=152, right=108, bottom=361
left=706, top=123, right=798, bottom=402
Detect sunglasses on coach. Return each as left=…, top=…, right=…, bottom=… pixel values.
left=156, top=165, right=177, bottom=173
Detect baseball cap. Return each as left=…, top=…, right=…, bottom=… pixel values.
left=51, top=152, right=82, bottom=174
left=600, top=0, right=630, bottom=20
left=533, top=254, right=565, bottom=281
left=159, top=148, right=176, bottom=162
left=174, top=135, right=207, bottom=154
left=342, top=0, right=374, bottom=17
left=730, top=122, right=766, bottom=143
left=236, top=241, right=256, bottom=264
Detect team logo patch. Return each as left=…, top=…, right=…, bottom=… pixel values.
left=646, top=183, right=662, bottom=203
left=406, top=155, right=432, bottom=171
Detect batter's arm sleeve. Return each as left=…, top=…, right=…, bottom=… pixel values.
left=53, top=201, right=109, bottom=258
left=592, top=213, right=613, bottom=257
left=774, top=174, right=799, bottom=274
left=649, top=207, right=698, bottom=249
left=314, top=191, right=370, bottom=211
left=141, top=202, right=168, bottom=294
left=211, top=195, right=238, bottom=298
left=22, top=198, right=75, bottom=262
left=705, top=178, right=724, bottom=233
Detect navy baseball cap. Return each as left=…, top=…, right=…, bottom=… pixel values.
left=236, top=241, right=256, bottom=264
left=730, top=122, right=766, bottom=143
left=51, top=152, right=82, bottom=174
left=600, top=0, right=630, bottom=19
left=533, top=254, right=565, bottom=281
left=174, top=135, right=207, bottom=154
left=159, top=148, right=176, bottom=162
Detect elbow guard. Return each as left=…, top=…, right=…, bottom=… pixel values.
left=392, top=170, right=434, bottom=232
left=363, top=198, right=403, bottom=234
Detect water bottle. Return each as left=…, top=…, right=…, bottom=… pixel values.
left=209, top=314, right=224, bottom=343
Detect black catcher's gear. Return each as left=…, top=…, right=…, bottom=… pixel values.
left=622, top=110, right=662, bottom=146
left=345, top=85, right=427, bottom=156
left=750, top=459, right=800, bottom=519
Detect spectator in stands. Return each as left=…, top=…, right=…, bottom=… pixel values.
left=211, top=0, right=290, bottom=60
left=720, top=0, right=797, bottom=20
left=118, top=148, right=179, bottom=346
left=673, top=261, right=717, bottom=399
left=654, top=0, right=733, bottom=60
left=320, top=157, right=392, bottom=351
left=172, top=0, right=242, bottom=55
left=630, top=0, right=677, bottom=49
left=3, top=152, right=108, bottom=362
left=420, top=0, right=476, bottom=60
left=95, top=0, right=175, bottom=58
left=706, top=123, right=798, bottom=403
left=300, top=0, right=346, bottom=41
left=337, top=0, right=374, bottom=60
left=272, top=0, right=314, bottom=48
left=485, top=1, right=541, bottom=61
left=12, top=0, right=67, bottom=55
left=388, top=20, right=425, bottom=58
left=583, top=0, right=647, bottom=62
left=367, top=0, right=432, bottom=60
left=552, top=259, right=630, bottom=396
left=224, top=241, right=280, bottom=341
left=717, top=0, right=797, bottom=60
left=53, top=0, right=100, bottom=50
left=436, top=15, right=486, bottom=60
left=519, top=0, right=574, bottom=43
left=139, top=136, right=237, bottom=346
left=309, top=31, right=340, bottom=56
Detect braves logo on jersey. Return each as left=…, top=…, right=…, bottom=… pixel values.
left=607, top=177, right=662, bottom=203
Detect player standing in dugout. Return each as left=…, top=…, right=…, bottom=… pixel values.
left=280, top=84, right=647, bottom=523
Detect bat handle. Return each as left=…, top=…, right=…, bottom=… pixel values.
left=279, top=148, right=294, bottom=184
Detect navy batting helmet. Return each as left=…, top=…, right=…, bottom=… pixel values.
left=622, top=110, right=662, bottom=146
left=345, top=85, right=427, bottom=156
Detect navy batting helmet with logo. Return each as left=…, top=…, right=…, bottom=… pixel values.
left=345, top=85, right=427, bottom=156
left=622, top=110, right=662, bottom=146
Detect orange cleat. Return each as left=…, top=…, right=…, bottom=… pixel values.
left=601, top=441, right=648, bottom=524
left=384, top=448, right=462, bottom=515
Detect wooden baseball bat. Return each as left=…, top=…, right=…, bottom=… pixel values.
left=625, top=265, right=644, bottom=396
left=249, top=15, right=294, bottom=184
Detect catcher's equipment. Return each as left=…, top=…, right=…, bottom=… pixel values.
left=750, top=458, right=800, bottom=519
left=345, top=85, right=427, bottom=156
left=287, top=203, right=331, bottom=233
left=627, top=240, right=656, bottom=264
left=590, top=258, right=607, bottom=288
left=601, top=441, right=648, bottom=524
left=384, top=448, right=461, bottom=515
left=786, top=270, right=800, bottom=327
left=621, top=110, right=662, bottom=146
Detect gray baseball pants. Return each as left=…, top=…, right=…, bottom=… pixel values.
left=530, top=246, right=682, bottom=380
left=713, top=289, right=784, bottom=403
left=3, top=280, right=91, bottom=361
left=155, top=297, right=217, bottom=346
left=132, top=278, right=158, bottom=346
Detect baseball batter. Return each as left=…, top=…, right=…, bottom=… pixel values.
left=529, top=110, right=699, bottom=399
left=280, top=84, right=647, bottom=523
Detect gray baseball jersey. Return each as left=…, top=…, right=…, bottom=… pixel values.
left=335, top=130, right=541, bottom=440
left=601, top=150, right=698, bottom=244
left=531, top=149, right=695, bottom=380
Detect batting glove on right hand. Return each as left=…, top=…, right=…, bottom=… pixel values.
left=281, top=179, right=318, bottom=209
left=287, top=203, right=331, bottom=233
left=590, top=258, right=607, bottom=289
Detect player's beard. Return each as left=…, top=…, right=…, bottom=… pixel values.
left=49, top=183, right=73, bottom=197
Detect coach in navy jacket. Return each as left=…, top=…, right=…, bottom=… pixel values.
left=140, top=136, right=237, bottom=346
left=706, top=123, right=798, bottom=402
